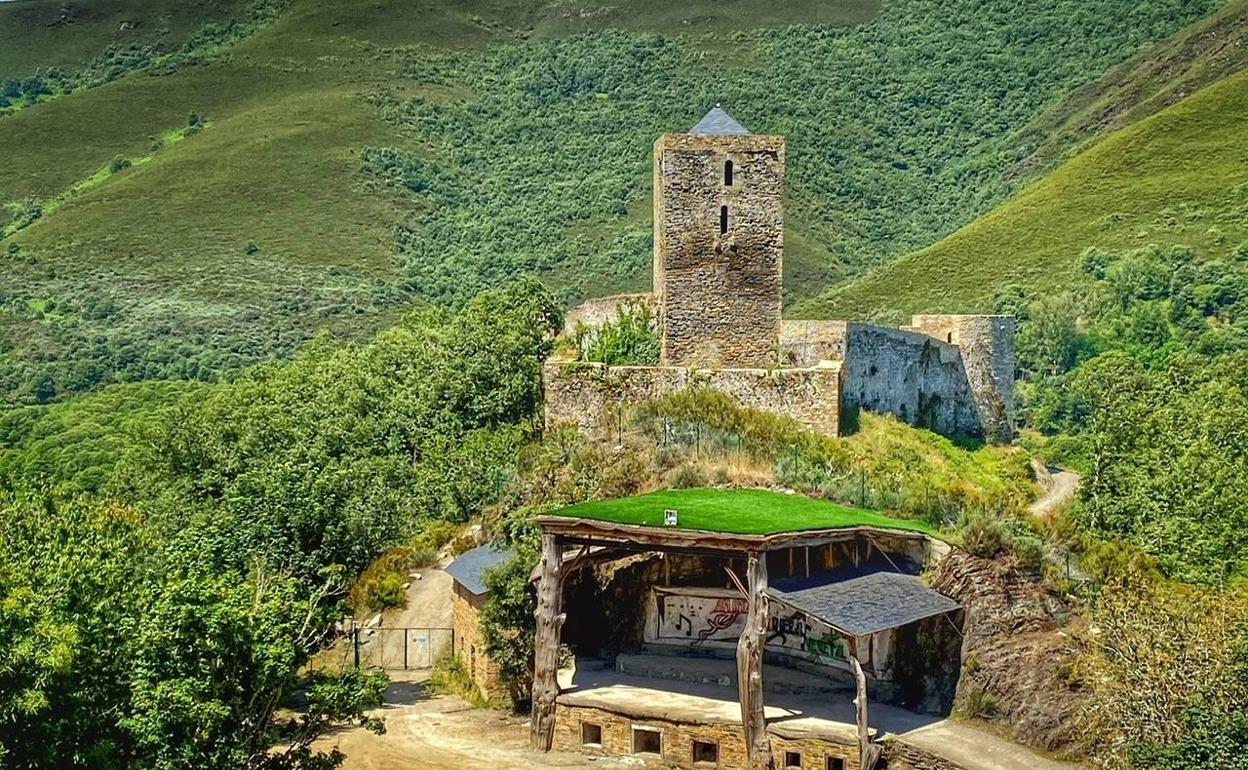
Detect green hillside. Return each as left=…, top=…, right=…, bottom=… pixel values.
left=0, top=0, right=1220, bottom=404
left=797, top=66, right=1248, bottom=323
left=0, top=0, right=254, bottom=80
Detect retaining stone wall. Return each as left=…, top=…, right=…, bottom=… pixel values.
left=553, top=702, right=861, bottom=770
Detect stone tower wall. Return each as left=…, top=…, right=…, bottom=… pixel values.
left=906, top=315, right=1016, bottom=443
left=653, top=132, right=785, bottom=369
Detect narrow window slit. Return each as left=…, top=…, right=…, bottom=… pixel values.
left=720, top=205, right=729, bottom=234
left=724, top=159, right=734, bottom=186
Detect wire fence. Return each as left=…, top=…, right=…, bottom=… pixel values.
left=346, top=626, right=455, bottom=671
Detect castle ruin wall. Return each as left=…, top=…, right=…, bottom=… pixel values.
left=779, top=319, right=849, bottom=367
left=906, top=315, right=1016, bottom=443
left=543, top=359, right=840, bottom=437
left=839, top=324, right=980, bottom=438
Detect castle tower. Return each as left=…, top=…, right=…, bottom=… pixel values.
left=908, top=314, right=1017, bottom=443
left=653, top=107, right=785, bottom=368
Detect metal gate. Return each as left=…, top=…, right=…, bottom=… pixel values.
left=351, top=626, right=454, bottom=670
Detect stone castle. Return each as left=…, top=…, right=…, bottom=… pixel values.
left=545, top=108, right=1016, bottom=444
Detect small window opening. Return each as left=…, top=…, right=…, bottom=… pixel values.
left=946, top=332, right=954, bottom=343
left=826, top=757, right=846, bottom=770
left=693, top=740, right=719, bottom=765
left=720, top=205, right=729, bottom=234
left=784, top=751, right=803, bottom=769
left=581, top=722, right=603, bottom=747
left=724, top=160, right=734, bottom=186
left=632, top=726, right=662, bottom=755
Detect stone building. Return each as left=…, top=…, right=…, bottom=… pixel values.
left=544, top=107, right=1016, bottom=444
left=445, top=543, right=513, bottom=701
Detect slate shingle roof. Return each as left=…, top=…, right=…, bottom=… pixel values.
left=690, top=106, right=750, bottom=135
left=445, top=543, right=514, bottom=596
left=769, top=564, right=961, bottom=637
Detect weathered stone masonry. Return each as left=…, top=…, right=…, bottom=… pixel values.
left=655, top=132, right=785, bottom=369
left=543, top=358, right=841, bottom=437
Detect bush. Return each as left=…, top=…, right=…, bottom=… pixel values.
left=108, top=155, right=132, bottom=174
left=576, top=304, right=659, bottom=366
left=960, top=512, right=1011, bottom=559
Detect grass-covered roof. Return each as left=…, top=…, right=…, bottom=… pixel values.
left=549, top=488, right=934, bottom=536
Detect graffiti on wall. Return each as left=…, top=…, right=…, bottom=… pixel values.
left=652, top=588, right=847, bottom=663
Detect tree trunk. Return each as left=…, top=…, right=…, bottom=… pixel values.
left=530, top=533, right=564, bottom=751
left=851, top=656, right=883, bottom=770
left=736, top=551, right=772, bottom=770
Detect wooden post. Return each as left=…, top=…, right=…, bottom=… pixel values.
left=736, top=551, right=772, bottom=770
left=530, top=533, right=564, bottom=751
left=851, top=656, right=883, bottom=770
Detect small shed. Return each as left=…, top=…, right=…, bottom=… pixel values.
left=446, top=543, right=514, bottom=699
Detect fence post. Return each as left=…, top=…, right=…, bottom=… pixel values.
left=859, top=471, right=866, bottom=508
left=404, top=628, right=409, bottom=670
left=353, top=626, right=361, bottom=669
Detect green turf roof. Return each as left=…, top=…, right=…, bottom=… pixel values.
left=550, top=488, right=934, bottom=536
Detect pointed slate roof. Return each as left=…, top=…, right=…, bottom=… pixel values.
left=689, top=106, right=750, bottom=136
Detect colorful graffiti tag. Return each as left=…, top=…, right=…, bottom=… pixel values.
left=652, top=589, right=847, bottom=663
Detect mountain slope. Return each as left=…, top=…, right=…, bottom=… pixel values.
left=0, top=0, right=1221, bottom=404
left=795, top=66, right=1248, bottom=323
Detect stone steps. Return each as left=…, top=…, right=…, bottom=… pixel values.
left=615, top=652, right=852, bottom=697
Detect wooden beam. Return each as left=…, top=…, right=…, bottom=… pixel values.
left=530, top=533, right=564, bottom=751
left=532, top=516, right=934, bottom=555
left=851, top=656, right=883, bottom=770
left=736, top=551, right=772, bottom=770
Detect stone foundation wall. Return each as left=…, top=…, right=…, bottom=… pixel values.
left=451, top=584, right=504, bottom=700
left=543, top=359, right=841, bottom=437
left=553, top=702, right=861, bottom=770
left=880, top=740, right=969, bottom=770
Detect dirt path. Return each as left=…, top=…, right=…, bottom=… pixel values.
left=321, top=678, right=627, bottom=770
left=382, top=567, right=452, bottom=628
left=900, top=720, right=1085, bottom=770
left=1029, top=468, right=1080, bottom=518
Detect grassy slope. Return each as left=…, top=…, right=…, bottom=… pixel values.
left=796, top=67, right=1248, bottom=323
left=552, top=487, right=934, bottom=535
left=0, top=0, right=252, bottom=79
left=1012, top=0, right=1248, bottom=179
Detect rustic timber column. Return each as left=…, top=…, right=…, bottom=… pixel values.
left=851, top=656, right=883, bottom=770
left=736, top=551, right=771, bottom=769
left=530, top=532, right=564, bottom=751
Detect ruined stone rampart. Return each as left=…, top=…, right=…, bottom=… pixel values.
left=839, top=323, right=980, bottom=438
left=562, top=292, right=655, bottom=339
left=906, top=315, right=1015, bottom=443
left=543, top=359, right=841, bottom=437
